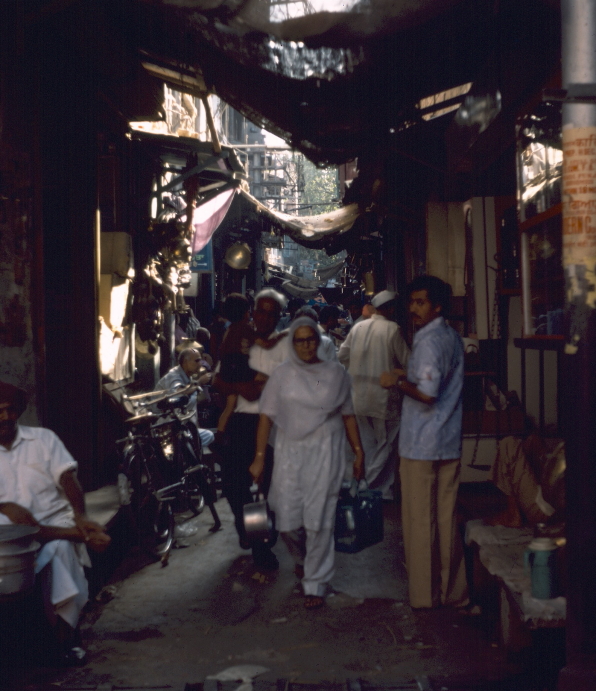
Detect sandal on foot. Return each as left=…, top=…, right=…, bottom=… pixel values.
left=304, top=595, right=325, bottom=610
left=457, top=604, right=482, bottom=616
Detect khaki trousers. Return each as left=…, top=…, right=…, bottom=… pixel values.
left=400, top=457, right=469, bottom=609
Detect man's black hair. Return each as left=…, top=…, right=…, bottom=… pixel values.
left=223, top=293, right=250, bottom=323
left=407, top=275, right=452, bottom=315
left=287, top=297, right=306, bottom=318
left=194, top=327, right=211, bottom=347
left=319, top=305, right=340, bottom=324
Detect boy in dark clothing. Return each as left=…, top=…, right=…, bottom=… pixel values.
left=216, top=294, right=285, bottom=437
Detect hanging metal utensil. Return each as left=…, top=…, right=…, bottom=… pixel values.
left=225, top=242, right=252, bottom=270
left=243, top=490, right=276, bottom=544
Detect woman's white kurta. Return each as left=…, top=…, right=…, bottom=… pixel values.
left=260, top=317, right=354, bottom=535
left=268, top=420, right=347, bottom=533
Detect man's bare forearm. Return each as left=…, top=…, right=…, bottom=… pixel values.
left=60, top=469, right=86, bottom=517
left=38, top=525, right=84, bottom=544
left=399, top=380, right=436, bottom=405
left=0, top=502, right=83, bottom=543
left=380, top=369, right=436, bottom=405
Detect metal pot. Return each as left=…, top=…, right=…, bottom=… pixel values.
left=0, top=525, right=41, bottom=595
left=243, top=493, right=275, bottom=543
left=0, top=525, right=39, bottom=555
left=0, top=543, right=40, bottom=594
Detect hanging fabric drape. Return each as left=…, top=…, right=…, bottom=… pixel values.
left=191, top=187, right=237, bottom=253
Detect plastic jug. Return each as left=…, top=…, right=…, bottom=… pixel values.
left=524, top=537, right=559, bottom=599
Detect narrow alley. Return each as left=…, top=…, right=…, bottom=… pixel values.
left=2, top=2, right=594, bottom=690
left=22, top=500, right=522, bottom=691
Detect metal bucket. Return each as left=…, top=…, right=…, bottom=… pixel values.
left=243, top=493, right=275, bottom=543
left=0, top=544, right=40, bottom=594
left=0, top=525, right=40, bottom=594
left=0, top=525, right=40, bottom=555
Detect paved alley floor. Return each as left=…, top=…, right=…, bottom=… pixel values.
left=25, top=501, right=524, bottom=690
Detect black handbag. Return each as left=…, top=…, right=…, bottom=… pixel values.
left=334, top=480, right=384, bottom=553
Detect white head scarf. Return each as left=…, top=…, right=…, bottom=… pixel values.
left=259, top=317, right=353, bottom=440
left=286, top=316, right=322, bottom=366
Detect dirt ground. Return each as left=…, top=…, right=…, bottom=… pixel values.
left=13, top=499, right=529, bottom=691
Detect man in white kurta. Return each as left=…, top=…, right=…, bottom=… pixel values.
left=0, top=381, right=110, bottom=663
left=338, top=290, right=410, bottom=498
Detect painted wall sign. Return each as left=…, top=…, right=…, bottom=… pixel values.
left=190, top=240, right=213, bottom=272
left=562, top=126, right=596, bottom=351
left=562, top=126, right=596, bottom=266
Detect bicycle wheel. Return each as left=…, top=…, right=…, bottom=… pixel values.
left=186, top=474, right=206, bottom=516
left=150, top=499, right=175, bottom=556
left=124, top=442, right=173, bottom=556
left=124, top=442, right=155, bottom=528
left=179, top=439, right=206, bottom=516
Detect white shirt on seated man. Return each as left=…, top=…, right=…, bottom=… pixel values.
left=0, top=381, right=110, bottom=665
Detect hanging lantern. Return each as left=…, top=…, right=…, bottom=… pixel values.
left=363, top=271, right=375, bottom=295
left=225, top=242, right=252, bottom=270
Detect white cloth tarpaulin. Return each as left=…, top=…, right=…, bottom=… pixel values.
left=191, top=187, right=237, bottom=253
left=241, top=189, right=360, bottom=247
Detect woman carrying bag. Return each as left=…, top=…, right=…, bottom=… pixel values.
left=249, top=317, right=364, bottom=609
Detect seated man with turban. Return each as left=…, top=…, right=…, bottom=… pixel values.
left=0, top=381, right=110, bottom=666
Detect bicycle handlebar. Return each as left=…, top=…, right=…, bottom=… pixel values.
left=124, top=382, right=202, bottom=410
left=124, top=389, right=170, bottom=402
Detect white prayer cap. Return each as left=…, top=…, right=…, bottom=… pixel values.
left=371, top=290, right=397, bottom=308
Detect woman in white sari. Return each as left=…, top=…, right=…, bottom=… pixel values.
left=249, top=317, right=364, bottom=609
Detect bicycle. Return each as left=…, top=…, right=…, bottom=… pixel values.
left=117, top=407, right=174, bottom=560
left=118, top=382, right=221, bottom=564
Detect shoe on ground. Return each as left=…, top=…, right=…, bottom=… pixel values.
left=304, top=594, right=325, bottom=610
left=253, top=551, right=279, bottom=572
left=62, top=646, right=87, bottom=667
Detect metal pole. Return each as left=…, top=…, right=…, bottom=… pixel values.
left=559, top=1, right=596, bottom=688
left=201, top=95, right=222, bottom=156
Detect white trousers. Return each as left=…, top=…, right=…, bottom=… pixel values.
left=281, top=526, right=335, bottom=596
left=36, top=540, right=90, bottom=628
left=356, top=416, right=400, bottom=499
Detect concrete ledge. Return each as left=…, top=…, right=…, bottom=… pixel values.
left=85, top=485, right=121, bottom=529
left=466, top=519, right=566, bottom=650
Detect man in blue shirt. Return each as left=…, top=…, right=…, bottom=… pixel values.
left=155, top=348, right=214, bottom=449
left=381, top=276, right=469, bottom=610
